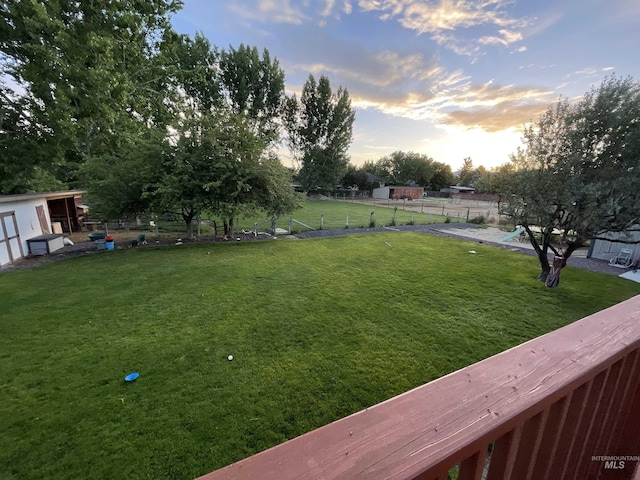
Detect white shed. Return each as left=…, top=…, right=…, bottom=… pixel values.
left=0, top=191, right=85, bottom=267
left=588, top=230, right=640, bottom=264
left=372, top=186, right=390, bottom=200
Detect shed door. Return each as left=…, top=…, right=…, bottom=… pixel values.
left=0, top=212, right=23, bottom=266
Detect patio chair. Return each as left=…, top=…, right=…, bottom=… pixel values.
left=609, top=248, right=634, bottom=268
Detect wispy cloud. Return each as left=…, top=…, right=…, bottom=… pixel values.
left=437, top=83, right=555, bottom=131
left=353, top=78, right=554, bottom=132
left=358, top=0, right=529, bottom=56
left=282, top=26, right=550, bottom=133
left=229, top=0, right=307, bottom=24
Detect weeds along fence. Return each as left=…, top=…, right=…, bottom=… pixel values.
left=95, top=198, right=505, bottom=238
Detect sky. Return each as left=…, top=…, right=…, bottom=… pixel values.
left=171, top=0, right=640, bottom=171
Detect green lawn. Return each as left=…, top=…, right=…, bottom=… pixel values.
left=151, top=199, right=448, bottom=235
left=1, top=232, right=638, bottom=479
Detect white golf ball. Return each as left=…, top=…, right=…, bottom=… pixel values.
left=228, top=355, right=233, bottom=361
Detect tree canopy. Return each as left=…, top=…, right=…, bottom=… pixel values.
left=363, top=151, right=454, bottom=190
left=0, top=0, right=181, bottom=192
left=1, top=1, right=302, bottom=233
left=285, top=74, right=355, bottom=191
left=502, top=75, right=640, bottom=286
left=219, top=44, right=285, bottom=142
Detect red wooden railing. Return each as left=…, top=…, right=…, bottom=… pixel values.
left=198, top=295, right=640, bottom=480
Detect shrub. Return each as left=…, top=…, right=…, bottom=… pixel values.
left=469, top=215, right=486, bottom=224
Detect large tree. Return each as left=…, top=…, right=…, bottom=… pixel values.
left=157, top=39, right=295, bottom=235
left=341, top=164, right=373, bottom=191
left=375, top=151, right=435, bottom=186
left=157, top=109, right=299, bottom=238
left=284, top=74, right=355, bottom=192
left=219, top=44, right=285, bottom=143
left=457, top=157, right=475, bottom=186
left=0, top=0, right=181, bottom=192
left=503, top=76, right=640, bottom=287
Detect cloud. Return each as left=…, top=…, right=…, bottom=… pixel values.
left=352, top=78, right=555, bottom=133
left=229, top=0, right=307, bottom=24
left=357, top=0, right=529, bottom=55
left=321, top=0, right=337, bottom=16
left=441, top=102, right=549, bottom=132
left=287, top=44, right=470, bottom=118
left=318, top=0, right=354, bottom=22
left=437, top=83, right=555, bottom=131
left=284, top=34, right=551, bottom=133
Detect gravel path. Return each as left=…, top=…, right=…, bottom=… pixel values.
left=0, top=224, right=628, bottom=276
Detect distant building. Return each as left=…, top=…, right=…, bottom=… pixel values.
left=440, top=186, right=476, bottom=194
left=372, top=186, right=424, bottom=200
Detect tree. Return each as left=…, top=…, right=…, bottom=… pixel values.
left=167, top=32, right=222, bottom=113
left=157, top=108, right=300, bottom=238
left=0, top=0, right=181, bottom=192
left=219, top=44, right=285, bottom=143
left=285, top=74, right=355, bottom=191
left=457, top=157, right=475, bottom=186
left=376, top=151, right=435, bottom=186
left=367, top=152, right=452, bottom=190
left=503, top=76, right=640, bottom=287
left=0, top=82, right=65, bottom=193
left=429, top=161, right=455, bottom=191
left=78, top=129, right=165, bottom=222
left=341, top=165, right=373, bottom=191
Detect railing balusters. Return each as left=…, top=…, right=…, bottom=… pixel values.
left=613, top=379, right=640, bottom=457
left=573, top=369, right=612, bottom=479
left=584, top=358, right=625, bottom=479
left=546, top=382, right=590, bottom=478
left=516, top=410, right=547, bottom=480
left=486, top=426, right=522, bottom=480
left=534, top=395, right=572, bottom=480
left=604, top=349, right=640, bottom=457
left=458, top=448, right=488, bottom=480
left=561, top=375, right=600, bottom=479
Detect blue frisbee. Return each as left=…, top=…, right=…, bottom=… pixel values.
left=124, top=372, right=139, bottom=382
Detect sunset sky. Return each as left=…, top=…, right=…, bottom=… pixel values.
left=171, top=0, right=640, bottom=171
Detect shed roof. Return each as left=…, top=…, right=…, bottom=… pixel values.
left=0, top=190, right=85, bottom=204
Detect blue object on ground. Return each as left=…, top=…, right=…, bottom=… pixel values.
left=124, top=372, right=139, bottom=382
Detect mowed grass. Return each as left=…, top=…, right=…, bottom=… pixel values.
left=207, top=199, right=445, bottom=233
left=1, top=232, right=639, bottom=479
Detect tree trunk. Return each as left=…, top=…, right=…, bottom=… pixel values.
left=523, top=225, right=551, bottom=282
left=544, top=243, right=579, bottom=288
left=182, top=207, right=195, bottom=239
left=223, top=218, right=235, bottom=237
left=536, top=254, right=551, bottom=283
